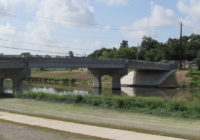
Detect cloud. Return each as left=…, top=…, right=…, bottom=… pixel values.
left=177, top=0, right=200, bottom=32
left=121, top=3, right=179, bottom=41
left=0, top=0, right=96, bottom=55
left=96, top=0, right=128, bottom=6
left=35, top=0, right=95, bottom=28
left=0, top=24, right=16, bottom=36
left=0, top=0, right=37, bottom=16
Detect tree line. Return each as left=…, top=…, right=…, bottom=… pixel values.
left=88, top=34, right=200, bottom=62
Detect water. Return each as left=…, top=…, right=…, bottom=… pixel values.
left=3, top=81, right=199, bottom=99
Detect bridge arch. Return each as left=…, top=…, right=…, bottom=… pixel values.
left=88, top=68, right=128, bottom=90
left=3, top=78, right=13, bottom=94
left=0, top=77, right=24, bottom=94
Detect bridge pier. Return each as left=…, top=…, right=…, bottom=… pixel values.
left=93, top=75, right=102, bottom=88
left=13, top=79, right=24, bottom=93
left=0, top=78, right=3, bottom=94
left=112, top=74, right=121, bottom=90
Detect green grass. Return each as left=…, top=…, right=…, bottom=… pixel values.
left=31, top=70, right=50, bottom=74
left=15, top=92, right=200, bottom=119
left=187, top=70, right=200, bottom=87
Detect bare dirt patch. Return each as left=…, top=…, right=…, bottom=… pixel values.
left=176, top=70, right=192, bottom=87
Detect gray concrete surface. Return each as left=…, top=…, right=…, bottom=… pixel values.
left=0, top=111, right=186, bottom=140
left=0, top=57, right=178, bottom=92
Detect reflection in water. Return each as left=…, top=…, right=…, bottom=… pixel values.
left=3, top=82, right=199, bottom=99
left=121, top=87, right=172, bottom=97
left=23, top=84, right=178, bottom=98
left=25, top=86, right=89, bottom=95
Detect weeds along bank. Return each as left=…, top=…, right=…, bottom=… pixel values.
left=186, top=70, right=200, bottom=87
left=15, top=92, right=200, bottom=119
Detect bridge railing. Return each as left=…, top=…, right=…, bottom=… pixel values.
left=0, top=56, right=179, bottom=70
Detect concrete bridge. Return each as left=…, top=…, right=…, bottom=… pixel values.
left=0, top=57, right=178, bottom=93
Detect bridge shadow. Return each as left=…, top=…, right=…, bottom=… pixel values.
left=0, top=93, right=14, bottom=99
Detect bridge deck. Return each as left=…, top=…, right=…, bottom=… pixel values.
left=0, top=57, right=178, bottom=70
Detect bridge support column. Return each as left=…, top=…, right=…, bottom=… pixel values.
left=13, top=79, right=23, bottom=93
left=112, top=74, right=121, bottom=90
left=93, top=75, right=102, bottom=88
left=0, top=78, right=3, bottom=94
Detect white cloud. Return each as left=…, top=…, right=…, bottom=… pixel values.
left=177, top=0, right=200, bottom=32
left=35, top=0, right=95, bottom=28
left=96, top=0, right=128, bottom=6
left=24, top=21, right=57, bottom=46
left=122, top=3, right=179, bottom=41
left=177, top=0, right=200, bottom=20
left=0, top=0, right=96, bottom=55
left=0, top=0, right=37, bottom=16
left=0, top=24, right=16, bottom=36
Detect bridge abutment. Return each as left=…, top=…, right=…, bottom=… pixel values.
left=121, top=70, right=177, bottom=87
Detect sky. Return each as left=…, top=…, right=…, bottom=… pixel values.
left=0, top=0, right=200, bottom=56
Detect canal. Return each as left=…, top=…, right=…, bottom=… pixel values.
left=3, top=80, right=200, bottom=100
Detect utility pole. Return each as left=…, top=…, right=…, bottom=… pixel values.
left=136, top=43, right=140, bottom=60
left=179, top=22, right=183, bottom=70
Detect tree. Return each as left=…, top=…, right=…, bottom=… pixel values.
left=120, top=40, right=129, bottom=48
left=20, top=52, right=31, bottom=57
left=68, top=51, right=74, bottom=57
left=196, top=51, right=200, bottom=70
left=141, top=36, right=159, bottom=50
left=87, top=33, right=200, bottom=62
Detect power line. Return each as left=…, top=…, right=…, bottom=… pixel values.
left=0, top=45, right=77, bottom=55
left=0, top=9, right=179, bottom=31
left=0, top=38, right=94, bottom=51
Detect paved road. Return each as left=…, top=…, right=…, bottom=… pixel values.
left=0, top=111, right=186, bottom=140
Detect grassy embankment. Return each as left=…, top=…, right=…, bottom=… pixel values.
left=27, top=70, right=78, bottom=85
left=0, top=98, right=200, bottom=140
left=187, top=70, right=200, bottom=87
left=20, top=70, right=200, bottom=119
left=30, top=70, right=112, bottom=86
left=15, top=91, right=200, bottom=119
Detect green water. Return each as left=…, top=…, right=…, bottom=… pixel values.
left=3, top=81, right=200, bottom=101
